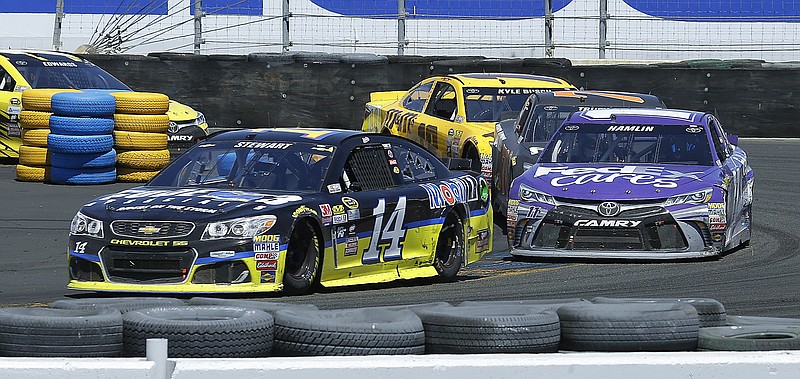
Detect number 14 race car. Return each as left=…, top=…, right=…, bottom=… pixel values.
left=68, top=128, right=492, bottom=294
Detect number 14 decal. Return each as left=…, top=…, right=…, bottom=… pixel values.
left=362, top=197, right=407, bottom=264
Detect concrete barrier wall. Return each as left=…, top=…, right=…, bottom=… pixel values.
left=1, top=351, right=799, bottom=379
left=80, top=53, right=800, bottom=138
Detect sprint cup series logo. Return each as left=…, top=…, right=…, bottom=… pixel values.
left=534, top=166, right=703, bottom=189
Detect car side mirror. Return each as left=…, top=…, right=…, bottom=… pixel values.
left=727, top=134, right=739, bottom=146
left=445, top=158, right=472, bottom=171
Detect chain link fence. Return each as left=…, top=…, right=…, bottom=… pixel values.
left=9, top=0, right=800, bottom=60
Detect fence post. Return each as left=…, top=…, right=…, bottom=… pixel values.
left=544, top=0, right=554, bottom=57
left=52, top=0, right=64, bottom=51
left=283, top=0, right=291, bottom=51
left=193, top=0, right=203, bottom=54
left=397, top=0, right=407, bottom=55
left=599, top=0, right=608, bottom=59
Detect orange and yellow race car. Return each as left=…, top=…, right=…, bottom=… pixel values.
left=362, top=73, right=575, bottom=178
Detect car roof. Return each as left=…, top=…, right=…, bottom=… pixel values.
left=208, top=127, right=371, bottom=144
left=447, top=73, right=573, bottom=88
left=0, top=50, right=83, bottom=62
left=566, top=108, right=708, bottom=125
left=529, top=90, right=664, bottom=107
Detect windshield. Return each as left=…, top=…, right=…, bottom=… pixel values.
left=11, top=57, right=129, bottom=90
left=540, top=123, right=714, bottom=165
left=522, top=106, right=578, bottom=143
left=150, top=140, right=335, bottom=191
left=464, top=88, right=549, bottom=122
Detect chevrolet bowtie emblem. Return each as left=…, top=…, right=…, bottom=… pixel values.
left=138, top=225, right=162, bottom=234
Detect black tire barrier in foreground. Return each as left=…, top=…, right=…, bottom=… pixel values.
left=590, top=296, right=727, bottom=328
left=0, top=296, right=795, bottom=358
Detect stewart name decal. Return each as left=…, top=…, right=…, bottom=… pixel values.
left=534, top=165, right=703, bottom=189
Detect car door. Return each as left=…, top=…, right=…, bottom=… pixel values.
left=410, top=80, right=462, bottom=159
left=0, top=62, right=23, bottom=156
left=384, top=79, right=434, bottom=142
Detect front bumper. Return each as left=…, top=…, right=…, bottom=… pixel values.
left=508, top=202, right=720, bottom=260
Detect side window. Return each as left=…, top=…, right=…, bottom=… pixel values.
left=0, top=67, right=15, bottom=92
left=390, top=142, right=440, bottom=183
left=403, top=81, right=434, bottom=112
left=707, top=118, right=729, bottom=161
left=515, top=98, right=534, bottom=139
left=714, top=119, right=735, bottom=156
left=424, top=82, right=458, bottom=121
left=341, top=145, right=397, bottom=192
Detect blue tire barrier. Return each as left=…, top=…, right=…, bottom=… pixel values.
left=51, top=149, right=117, bottom=169
left=48, top=134, right=114, bottom=154
left=49, top=115, right=114, bottom=135
left=50, top=166, right=116, bottom=185
left=51, top=92, right=116, bottom=117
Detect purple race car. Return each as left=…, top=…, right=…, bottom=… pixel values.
left=507, top=108, right=754, bottom=259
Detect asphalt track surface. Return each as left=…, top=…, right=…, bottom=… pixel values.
left=0, top=138, right=798, bottom=318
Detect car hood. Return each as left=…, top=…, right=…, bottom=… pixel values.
left=168, top=100, right=200, bottom=122
left=80, top=187, right=308, bottom=222
left=517, top=163, right=719, bottom=201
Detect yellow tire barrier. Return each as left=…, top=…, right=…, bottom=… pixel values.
left=19, top=110, right=52, bottom=129
left=113, top=114, right=170, bottom=133
left=19, top=146, right=50, bottom=166
left=113, top=130, right=168, bottom=150
left=116, top=167, right=160, bottom=182
left=111, top=92, right=169, bottom=115
left=21, top=89, right=79, bottom=111
left=15, top=164, right=49, bottom=182
left=21, top=129, right=50, bottom=147
left=116, top=149, right=171, bottom=170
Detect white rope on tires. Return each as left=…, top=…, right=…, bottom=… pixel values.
left=557, top=302, right=700, bottom=351
left=0, top=307, right=122, bottom=357
left=273, top=308, right=425, bottom=356
left=123, top=305, right=274, bottom=358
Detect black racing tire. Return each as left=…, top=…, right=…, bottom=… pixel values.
left=273, top=307, right=425, bottom=356
left=726, top=315, right=800, bottom=327
left=187, top=297, right=318, bottom=315
left=557, top=302, right=700, bottom=352
left=49, top=166, right=116, bottom=185
left=459, top=298, right=591, bottom=311
left=414, top=305, right=561, bottom=353
left=698, top=325, right=800, bottom=351
left=50, top=115, right=114, bottom=135
left=0, top=307, right=122, bottom=357
left=591, top=296, right=727, bottom=327
left=283, top=219, right=321, bottom=294
left=123, top=305, right=273, bottom=358
left=433, top=212, right=464, bottom=280
left=50, top=297, right=186, bottom=314
left=48, top=133, right=114, bottom=154
left=51, top=149, right=117, bottom=169
left=51, top=92, right=116, bottom=117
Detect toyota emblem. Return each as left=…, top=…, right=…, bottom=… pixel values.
left=168, top=121, right=179, bottom=133
left=597, top=201, right=621, bottom=217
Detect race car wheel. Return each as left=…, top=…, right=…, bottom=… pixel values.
left=590, top=296, right=727, bottom=327
left=51, top=92, right=116, bottom=117
left=51, top=149, right=117, bottom=169
left=50, top=166, right=117, bottom=185
left=111, top=92, right=170, bottom=115
left=698, top=325, right=800, bottom=351
left=283, top=220, right=320, bottom=294
left=19, top=110, right=52, bottom=129
left=0, top=307, right=123, bottom=357
left=413, top=304, right=561, bottom=353
left=50, top=115, right=114, bottom=135
left=272, top=307, right=425, bottom=356
left=116, top=149, right=171, bottom=170
left=123, top=305, right=274, bottom=358
left=557, top=302, right=700, bottom=351
left=21, top=89, right=79, bottom=111
left=48, top=133, right=114, bottom=154
left=21, top=128, right=50, bottom=147
left=50, top=297, right=185, bottom=314
left=18, top=146, right=50, bottom=166
left=433, top=212, right=464, bottom=280
left=113, top=130, right=169, bottom=150
left=113, top=114, right=170, bottom=133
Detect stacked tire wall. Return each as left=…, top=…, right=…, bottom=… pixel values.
left=47, top=91, right=117, bottom=185
left=110, top=92, right=171, bottom=182
left=15, top=89, right=77, bottom=182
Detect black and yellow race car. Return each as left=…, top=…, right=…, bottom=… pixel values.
left=0, top=50, right=207, bottom=159
left=68, top=128, right=492, bottom=294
